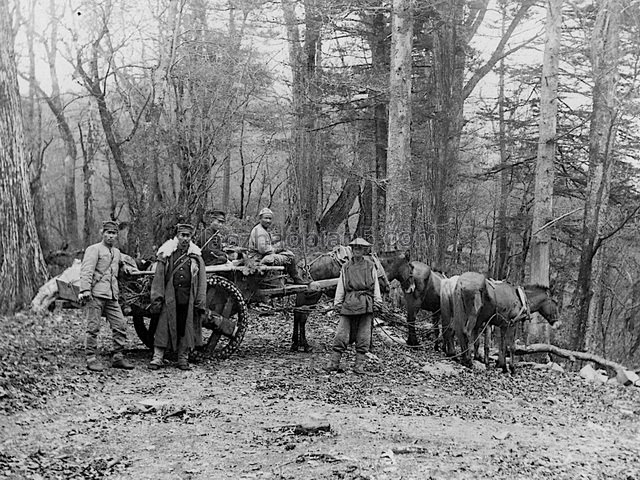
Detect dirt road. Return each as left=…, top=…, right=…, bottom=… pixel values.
left=1, top=310, right=639, bottom=479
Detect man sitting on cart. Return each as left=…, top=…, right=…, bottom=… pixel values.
left=196, top=208, right=229, bottom=266
left=247, top=207, right=310, bottom=285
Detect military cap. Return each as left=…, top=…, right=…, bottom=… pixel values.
left=102, top=220, right=119, bottom=232
left=258, top=207, right=274, bottom=217
left=349, top=237, right=372, bottom=247
left=206, top=208, right=226, bottom=219
left=176, top=223, right=195, bottom=235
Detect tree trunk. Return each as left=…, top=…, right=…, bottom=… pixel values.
left=282, top=0, right=322, bottom=236
left=386, top=0, right=413, bottom=246
left=78, top=120, right=96, bottom=245
left=368, top=11, right=389, bottom=247
left=0, top=0, right=49, bottom=313
left=23, top=0, right=50, bottom=253
left=493, top=48, right=509, bottom=280
left=317, top=174, right=360, bottom=234
left=47, top=0, right=78, bottom=248
left=529, top=0, right=562, bottom=344
left=573, top=0, right=620, bottom=352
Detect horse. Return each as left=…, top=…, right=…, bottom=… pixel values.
left=488, top=283, right=558, bottom=373
left=453, top=273, right=559, bottom=373
left=290, top=247, right=390, bottom=352
left=378, top=251, right=443, bottom=347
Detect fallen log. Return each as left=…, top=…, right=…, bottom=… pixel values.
left=514, top=343, right=634, bottom=373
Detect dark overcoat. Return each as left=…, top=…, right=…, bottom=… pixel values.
left=151, top=251, right=207, bottom=350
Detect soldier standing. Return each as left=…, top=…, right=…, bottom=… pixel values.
left=148, top=223, right=208, bottom=371
left=78, top=220, right=135, bottom=372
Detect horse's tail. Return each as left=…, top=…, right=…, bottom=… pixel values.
left=452, top=280, right=466, bottom=335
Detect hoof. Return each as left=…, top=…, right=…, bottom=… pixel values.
left=302, top=344, right=313, bottom=353
left=290, top=344, right=299, bottom=352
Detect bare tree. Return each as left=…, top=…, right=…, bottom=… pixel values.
left=386, top=0, right=413, bottom=244
left=0, top=0, right=49, bottom=313
left=529, top=0, right=563, bottom=342
left=573, top=0, right=621, bottom=352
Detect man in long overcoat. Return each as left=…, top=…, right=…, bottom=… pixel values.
left=149, top=223, right=208, bottom=371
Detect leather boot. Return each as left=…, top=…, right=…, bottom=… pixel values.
left=148, top=347, right=165, bottom=370
left=286, top=262, right=310, bottom=285
left=353, top=353, right=367, bottom=375
left=177, top=341, right=191, bottom=371
left=322, top=351, right=342, bottom=372
left=87, top=356, right=104, bottom=372
left=112, top=353, right=134, bottom=370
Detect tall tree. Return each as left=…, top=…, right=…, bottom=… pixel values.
left=573, top=0, right=621, bottom=352
left=386, top=0, right=413, bottom=244
left=0, top=0, right=48, bottom=313
left=529, top=0, right=563, bottom=342
left=282, top=0, right=323, bottom=236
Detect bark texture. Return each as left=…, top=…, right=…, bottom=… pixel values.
left=0, top=0, right=49, bottom=313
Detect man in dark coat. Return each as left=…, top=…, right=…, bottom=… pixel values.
left=323, top=237, right=384, bottom=375
left=149, top=223, right=208, bottom=371
left=78, top=220, right=135, bottom=372
left=196, top=208, right=228, bottom=266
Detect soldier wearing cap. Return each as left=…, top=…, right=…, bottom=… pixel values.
left=323, top=237, right=384, bottom=375
left=247, top=207, right=309, bottom=285
left=78, top=220, right=135, bottom=371
left=196, top=208, right=229, bottom=266
left=148, top=223, right=207, bottom=371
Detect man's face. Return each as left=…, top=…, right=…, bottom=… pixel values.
left=352, top=245, right=366, bottom=258
left=210, top=215, right=225, bottom=231
left=102, top=229, right=118, bottom=246
left=177, top=232, right=192, bottom=250
left=260, top=214, right=273, bottom=229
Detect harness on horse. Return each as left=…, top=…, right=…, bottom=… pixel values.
left=485, top=279, right=531, bottom=326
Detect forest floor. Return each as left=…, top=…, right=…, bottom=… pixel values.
left=1, top=307, right=640, bottom=480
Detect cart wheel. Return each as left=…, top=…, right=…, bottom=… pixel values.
left=132, top=311, right=159, bottom=349
left=193, top=275, right=248, bottom=362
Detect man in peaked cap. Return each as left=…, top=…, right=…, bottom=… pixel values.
left=196, top=208, right=229, bottom=266
left=323, top=237, right=384, bottom=375
left=148, top=222, right=208, bottom=371
left=247, top=207, right=309, bottom=285
left=78, top=220, right=135, bottom=371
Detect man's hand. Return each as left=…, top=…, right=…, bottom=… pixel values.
left=149, top=299, right=163, bottom=314
left=78, top=291, right=92, bottom=305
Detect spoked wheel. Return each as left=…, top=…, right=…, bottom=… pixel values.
left=132, top=307, right=159, bottom=349
left=192, top=275, right=249, bottom=362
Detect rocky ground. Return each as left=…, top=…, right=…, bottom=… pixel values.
left=1, top=306, right=639, bottom=480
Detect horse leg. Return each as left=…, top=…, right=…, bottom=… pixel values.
left=496, top=327, right=508, bottom=373
left=300, top=313, right=312, bottom=352
left=506, top=326, right=516, bottom=374
left=291, top=311, right=300, bottom=351
left=433, top=312, right=441, bottom=352
left=483, top=326, right=490, bottom=367
left=406, top=303, right=419, bottom=346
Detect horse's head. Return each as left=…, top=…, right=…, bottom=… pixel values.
left=525, top=285, right=560, bottom=325
left=539, top=297, right=560, bottom=325
left=377, top=250, right=414, bottom=294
